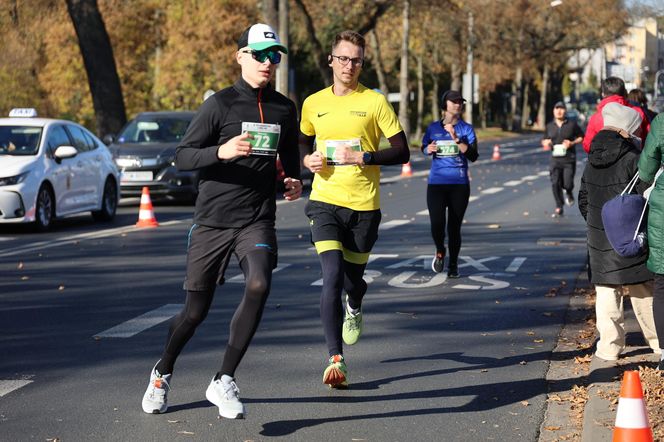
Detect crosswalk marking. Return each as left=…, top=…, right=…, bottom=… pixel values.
left=94, top=304, right=182, bottom=338
left=0, top=379, right=33, bottom=397
left=379, top=219, right=411, bottom=230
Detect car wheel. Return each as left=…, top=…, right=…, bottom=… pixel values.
left=34, top=184, right=54, bottom=232
left=92, top=178, right=118, bottom=221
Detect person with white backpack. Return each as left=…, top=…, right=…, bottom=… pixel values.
left=638, top=112, right=664, bottom=369
left=578, top=102, right=659, bottom=361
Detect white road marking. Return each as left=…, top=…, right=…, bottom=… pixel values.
left=416, top=209, right=429, bottom=216
left=227, top=263, right=291, bottom=283
left=469, top=196, right=480, bottom=202
left=0, top=379, right=33, bottom=397
left=480, top=187, right=503, bottom=195
left=379, top=219, right=411, bottom=230
left=522, top=175, right=540, bottom=181
left=0, top=218, right=191, bottom=258
left=94, top=304, right=182, bottom=338
left=503, top=180, right=522, bottom=186
left=505, top=257, right=527, bottom=272
left=458, top=256, right=499, bottom=271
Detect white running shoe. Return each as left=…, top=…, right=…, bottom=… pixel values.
left=142, top=365, right=171, bottom=414
left=205, top=375, right=246, bottom=419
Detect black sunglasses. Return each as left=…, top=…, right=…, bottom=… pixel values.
left=241, top=49, right=281, bottom=64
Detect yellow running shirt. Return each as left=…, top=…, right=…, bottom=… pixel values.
left=300, top=84, right=403, bottom=211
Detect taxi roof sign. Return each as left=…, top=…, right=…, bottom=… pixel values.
left=9, top=108, right=38, bottom=118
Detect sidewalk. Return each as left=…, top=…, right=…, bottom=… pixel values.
left=539, top=270, right=661, bottom=441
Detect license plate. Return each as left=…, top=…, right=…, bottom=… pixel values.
left=121, top=171, right=153, bottom=182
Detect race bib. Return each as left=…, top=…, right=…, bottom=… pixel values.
left=242, top=122, right=281, bottom=157
left=435, top=140, right=459, bottom=156
left=552, top=143, right=566, bottom=157
left=325, top=139, right=362, bottom=165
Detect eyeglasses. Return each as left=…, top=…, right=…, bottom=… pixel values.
left=241, top=49, right=281, bottom=64
left=330, top=54, right=364, bottom=67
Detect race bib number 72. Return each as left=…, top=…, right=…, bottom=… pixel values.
left=242, top=122, right=281, bottom=157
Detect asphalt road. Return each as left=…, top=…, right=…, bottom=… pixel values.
left=0, top=135, right=590, bottom=441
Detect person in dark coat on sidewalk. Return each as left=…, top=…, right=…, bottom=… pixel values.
left=578, top=102, right=659, bottom=361
left=638, top=112, right=664, bottom=369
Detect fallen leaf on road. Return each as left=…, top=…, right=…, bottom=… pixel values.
left=544, top=426, right=561, bottom=431
left=21, top=276, right=29, bottom=280
left=167, top=420, right=181, bottom=423
left=177, top=431, right=195, bottom=435
left=58, top=285, right=65, bottom=291
left=526, top=331, right=535, bottom=335
left=534, top=339, right=544, bottom=343
left=17, top=262, right=24, bottom=270
left=520, top=401, right=529, bottom=406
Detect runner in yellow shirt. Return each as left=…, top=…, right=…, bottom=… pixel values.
left=300, top=30, right=410, bottom=388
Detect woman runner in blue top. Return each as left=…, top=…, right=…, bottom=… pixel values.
left=422, top=90, right=479, bottom=277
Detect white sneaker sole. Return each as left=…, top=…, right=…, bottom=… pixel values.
left=142, top=392, right=167, bottom=414
left=205, top=384, right=245, bottom=419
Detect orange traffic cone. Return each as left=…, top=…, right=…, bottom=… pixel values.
left=135, top=186, right=159, bottom=228
left=401, top=161, right=413, bottom=177
left=612, top=371, right=653, bottom=442
left=492, top=144, right=501, bottom=161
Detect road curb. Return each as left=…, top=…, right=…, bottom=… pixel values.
left=539, top=269, right=593, bottom=442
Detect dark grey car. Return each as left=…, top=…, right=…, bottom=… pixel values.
left=106, top=111, right=197, bottom=201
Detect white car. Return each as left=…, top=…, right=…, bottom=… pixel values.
left=0, top=109, right=120, bottom=231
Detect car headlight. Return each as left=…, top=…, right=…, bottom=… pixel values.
left=0, top=172, right=29, bottom=186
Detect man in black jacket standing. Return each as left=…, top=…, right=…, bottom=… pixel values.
left=141, top=23, right=302, bottom=419
left=541, top=101, right=584, bottom=217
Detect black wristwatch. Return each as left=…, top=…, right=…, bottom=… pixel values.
left=362, top=151, right=373, bottom=165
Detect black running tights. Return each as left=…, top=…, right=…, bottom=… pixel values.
left=156, top=251, right=273, bottom=377
left=319, top=250, right=367, bottom=357
left=426, top=184, right=470, bottom=265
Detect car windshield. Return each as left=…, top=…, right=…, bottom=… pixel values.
left=0, top=126, right=42, bottom=155
left=116, top=116, right=191, bottom=144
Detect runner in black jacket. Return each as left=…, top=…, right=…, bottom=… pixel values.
left=142, top=23, right=302, bottom=420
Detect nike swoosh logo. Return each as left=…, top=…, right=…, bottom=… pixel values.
left=317, top=112, right=329, bottom=118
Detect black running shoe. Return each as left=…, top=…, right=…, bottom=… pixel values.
left=447, top=263, right=459, bottom=278
left=431, top=251, right=445, bottom=273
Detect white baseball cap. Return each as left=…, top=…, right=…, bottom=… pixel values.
left=237, top=23, right=288, bottom=53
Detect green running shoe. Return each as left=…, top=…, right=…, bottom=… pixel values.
left=342, top=296, right=363, bottom=345
left=322, top=354, right=348, bottom=388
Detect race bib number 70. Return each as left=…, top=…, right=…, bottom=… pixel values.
left=242, top=122, right=281, bottom=157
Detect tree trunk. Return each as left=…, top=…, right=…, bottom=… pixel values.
left=292, top=0, right=331, bottom=85
left=369, top=31, right=389, bottom=95
left=398, top=0, right=410, bottom=139
left=536, top=64, right=549, bottom=130
left=430, top=49, right=440, bottom=123
left=481, top=90, right=489, bottom=129
left=510, top=65, right=522, bottom=132
left=262, top=0, right=278, bottom=28
left=276, top=0, right=289, bottom=96
left=415, top=55, right=424, bottom=141
left=521, top=80, right=530, bottom=130
left=66, top=0, right=126, bottom=136
left=451, top=62, right=462, bottom=91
